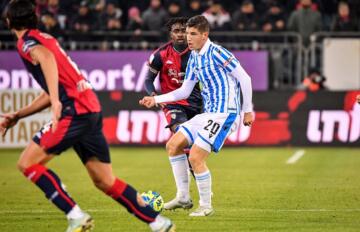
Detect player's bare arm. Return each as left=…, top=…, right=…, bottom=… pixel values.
left=30, top=45, right=62, bottom=132
left=17, top=91, right=51, bottom=119
left=357, top=95, right=360, bottom=104
left=0, top=91, right=50, bottom=137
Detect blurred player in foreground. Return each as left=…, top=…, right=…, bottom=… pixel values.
left=0, top=1, right=174, bottom=231
left=144, top=17, right=202, bottom=210
left=357, top=95, right=360, bottom=104
left=140, top=15, right=254, bottom=216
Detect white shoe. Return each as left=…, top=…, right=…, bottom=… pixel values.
left=65, top=212, right=94, bottom=232
left=151, top=216, right=176, bottom=232
left=189, top=206, right=214, bottom=217
left=164, top=198, right=193, bottom=210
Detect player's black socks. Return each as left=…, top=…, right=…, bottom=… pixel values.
left=23, top=164, right=76, bottom=214
left=106, top=178, right=158, bottom=223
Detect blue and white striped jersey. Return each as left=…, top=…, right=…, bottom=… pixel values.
left=185, top=39, right=243, bottom=114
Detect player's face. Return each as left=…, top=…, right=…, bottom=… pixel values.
left=186, top=26, right=208, bottom=51
left=170, top=23, right=187, bottom=45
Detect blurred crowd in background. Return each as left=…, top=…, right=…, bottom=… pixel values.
left=0, top=0, right=359, bottom=45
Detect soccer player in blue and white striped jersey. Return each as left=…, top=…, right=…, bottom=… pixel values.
left=140, top=15, right=254, bottom=217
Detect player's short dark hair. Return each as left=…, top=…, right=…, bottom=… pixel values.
left=186, top=15, right=210, bottom=33
left=165, top=17, right=188, bottom=31
left=4, top=0, right=37, bottom=30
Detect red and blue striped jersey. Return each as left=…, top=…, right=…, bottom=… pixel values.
left=148, top=42, right=202, bottom=111
left=17, top=29, right=101, bottom=116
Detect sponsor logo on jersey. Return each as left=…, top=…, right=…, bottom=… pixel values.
left=166, top=60, right=173, bottom=65
left=223, top=57, right=234, bottom=67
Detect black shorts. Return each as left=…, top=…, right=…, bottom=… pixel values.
left=33, top=112, right=110, bottom=164
left=163, top=104, right=202, bottom=132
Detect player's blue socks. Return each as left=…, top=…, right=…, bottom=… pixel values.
left=23, top=164, right=77, bottom=214
left=106, top=178, right=158, bottom=223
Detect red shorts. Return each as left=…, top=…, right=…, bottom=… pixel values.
left=33, top=113, right=110, bottom=164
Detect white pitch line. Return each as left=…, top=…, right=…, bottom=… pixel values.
left=1, top=208, right=360, bottom=214
left=286, top=149, right=306, bottom=164
left=0, top=209, right=120, bottom=214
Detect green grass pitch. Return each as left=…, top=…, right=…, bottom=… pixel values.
left=0, top=147, right=360, bottom=232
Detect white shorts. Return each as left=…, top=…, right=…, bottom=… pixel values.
left=178, top=113, right=240, bottom=153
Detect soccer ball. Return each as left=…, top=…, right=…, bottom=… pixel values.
left=141, top=190, right=164, bottom=212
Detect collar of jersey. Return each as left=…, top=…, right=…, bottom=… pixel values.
left=197, top=39, right=211, bottom=56
left=19, top=29, right=31, bottom=40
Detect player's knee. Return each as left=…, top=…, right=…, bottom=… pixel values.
left=188, top=156, right=201, bottom=169
left=166, top=140, right=179, bottom=156
left=16, top=160, right=30, bottom=173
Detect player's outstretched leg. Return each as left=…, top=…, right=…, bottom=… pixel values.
left=85, top=160, right=175, bottom=232
left=164, top=132, right=193, bottom=211
left=107, top=179, right=175, bottom=232
left=17, top=142, right=93, bottom=232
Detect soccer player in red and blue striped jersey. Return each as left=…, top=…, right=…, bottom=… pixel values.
left=0, top=1, right=175, bottom=231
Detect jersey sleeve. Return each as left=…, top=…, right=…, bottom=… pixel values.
left=184, top=53, right=197, bottom=81
left=229, top=65, right=253, bottom=113
left=154, top=79, right=197, bottom=103
left=212, top=46, right=240, bottom=73
left=148, top=50, right=163, bottom=74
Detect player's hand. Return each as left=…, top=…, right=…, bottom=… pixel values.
left=357, top=95, right=360, bottom=104
left=51, top=100, right=62, bottom=132
left=139, top=96, right=156, bottom=108
left=243, top=112, right=254, bottom=127
left=150, top=92, right=166, bottom=108
left=0, top=112, right=19, bottom=137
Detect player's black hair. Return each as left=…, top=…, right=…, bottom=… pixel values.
left=165, top=17, right=188, bottom=32
left=186, top=15, right=209, bottom=33
left=3, top=0, right=37, bottom=30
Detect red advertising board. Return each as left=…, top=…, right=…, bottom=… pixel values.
left=98, top=91, right=360, bottom=146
